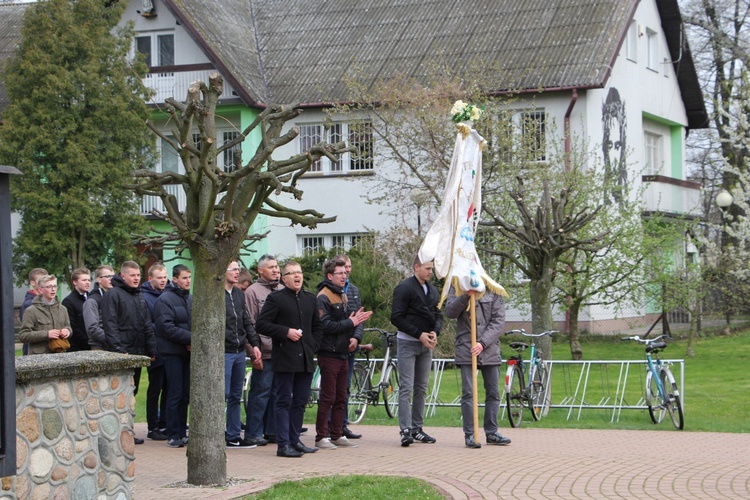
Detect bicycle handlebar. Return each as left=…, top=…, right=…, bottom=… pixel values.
left=621, top=334, right=670, bottom=344
left=504, top=328, right=558, bottom=337
left=364, top=327, right=397, bottom=336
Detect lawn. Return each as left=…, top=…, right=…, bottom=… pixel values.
left=125, top=327, right=749, bottom=433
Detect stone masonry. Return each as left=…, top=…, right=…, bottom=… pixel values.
left=1, top=351, right=150, bottom=500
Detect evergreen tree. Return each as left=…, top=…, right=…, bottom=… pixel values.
left=0, top=0, right=154, bottom=285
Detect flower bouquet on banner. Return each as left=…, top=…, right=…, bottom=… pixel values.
left=418, top=100, right=508, bottom=444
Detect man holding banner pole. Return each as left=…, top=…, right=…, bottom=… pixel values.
left=418, top=101, right=509, bottom=447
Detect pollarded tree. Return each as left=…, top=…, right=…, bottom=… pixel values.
left=0, top=0, right=153, bottom=285
left=131, top=74, right=348, bottom=485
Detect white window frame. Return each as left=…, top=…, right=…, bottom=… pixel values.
left=135, top=31, right=175, bottom=67
left=625, top=21, right=638, bottom=62
left=520, top=110, right=547, bottom=162
left=644, top=131, right=663, bottom=175
left=299, top=234, right=364, bottom=254
left=298, top=122, right=374, bottom=174
left=646, top=28, right=658, bottom=72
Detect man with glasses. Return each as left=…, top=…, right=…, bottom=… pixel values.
left=83, top=265, right=115, bottom=350
left=19, top=275, right=71, bottom=354
left=314, top=259, right=371, bottom=450
left=256, top=262, right=323, bottom=457
left=20, top=267, right=48, bottom=355
left=224, top=261, right=262, bottom=449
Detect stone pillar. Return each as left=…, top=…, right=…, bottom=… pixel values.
left=1, top=351, right=150, bottom=499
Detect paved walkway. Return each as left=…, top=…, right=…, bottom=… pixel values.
left=131, top=422, right=750, bottom=499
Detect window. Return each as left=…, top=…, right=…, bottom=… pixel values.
left=521, top=111, right=546, bottom=162
left=646, top=28, right=658, bottom=71
left=161, top=135, right=179, bottom=173
left=298, top=122, right=374, bottom=174
left=222, top=131, right=240, bottom=172
left=644, top=132, right=663, bottom=175
left=625, top=21, right=638, bottom=62
left=302, top=236, right=324, bottom=255
left=135, top=33, right=174, bottom=67
left=299, top=234, right=363, bottom=254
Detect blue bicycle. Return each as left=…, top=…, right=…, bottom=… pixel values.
left=621, top=334, right=684, bottom=429
left=503, top=329, right=557, bottom=427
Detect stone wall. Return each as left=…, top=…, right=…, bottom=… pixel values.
left=1, top=352, right=150, bottom=499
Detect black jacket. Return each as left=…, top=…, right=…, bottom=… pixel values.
left=255, top=286, right=323, bottom=373
left=83, top=285, right=108, bottom=350
left=155, top=284, right=192, bottom=358
left=62, top=290, right=90, bottom=352
left=316, top=279, right=359, bottom=359
left=225, top=286, right=259, bottom=354
left=101, top=275, right=157, bottom=356
left=391, top=275, right=443, bottom=339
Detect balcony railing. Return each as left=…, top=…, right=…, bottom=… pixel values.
left=642, top=175, right=702, bottom=217
left=143, top=65, right=237, bottom=104
left=141, top=184, right=186, bottom=216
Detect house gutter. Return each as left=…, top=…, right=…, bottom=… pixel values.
left=564, top=88, right=579, bottom=171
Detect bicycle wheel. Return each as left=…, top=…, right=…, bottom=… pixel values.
left=307, top=365, right=321, bottom=408
left=662, top=367, right=684, bottom=430
left=348, top=362, right=369, bottom=425
left=383, top=362, right=399, bottom=419
left=505, top=363, right=525, bottom=428
left=646, top=369, right=666, bottom=424
left=529, top=361, right=549, bottom=421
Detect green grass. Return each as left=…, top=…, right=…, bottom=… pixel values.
left=245, top=475, right=442, bottom=499
left=130, top=329, right=749, bottom=432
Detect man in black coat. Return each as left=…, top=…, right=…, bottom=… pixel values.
left=101, top=261, right=157, bottom=445
left=154, top=264, right=193, bottom=448
left=391, top=257, right=443, bottom=447
left=62, top=267, right=91, bottom=352
left=256, top=261, right=323, bottom=458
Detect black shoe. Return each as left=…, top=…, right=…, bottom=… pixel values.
left=486, top=432, right=511, bottom=445
left=412, top=428, right=436, bottom=444
left=293, top=442, right=318, bottom=454
left=342, top=427, right=362, bottom=439
left=276, top=444, right=303, bottom=458
left=134, top=437, right=144, bottom=445
left=465, top=435, right=481, bottom=449
left=400, top=428, right=414, bottom=447
left=264, top=434, right=277, bottom=444
left=226, top=438, right=257, bottom=449
left=300, top=427, right=308, bottom=435
left=167, top=438, right=184, bottom=448
left=147, top=429, right=168, bottom=441
left=244, top=436, right=268, bottom=446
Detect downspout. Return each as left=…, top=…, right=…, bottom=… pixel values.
left=564, top=88, right=578, bottom=334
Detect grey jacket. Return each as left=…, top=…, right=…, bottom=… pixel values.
left=83, top=285, right=108, bottom=350
left=18, top=294, right=72, bottom=355
left=444, top=287, right=504, bottom=366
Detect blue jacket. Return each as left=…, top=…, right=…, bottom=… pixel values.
left=154, top=284, right=192, bottom=358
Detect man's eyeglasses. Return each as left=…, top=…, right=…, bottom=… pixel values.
left=283, top=271, right=303, bottom=276
left=100, top=275, right=114, bottom=280
left=42, top=285, right=58, bottom=289
left=331, top=271, right=347, bottom=276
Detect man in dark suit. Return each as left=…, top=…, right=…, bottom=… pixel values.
left=255, top=261, right=323, bottom=458
left=391, top=257, right=443, bottom=447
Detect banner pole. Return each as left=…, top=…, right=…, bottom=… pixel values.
left=470, top=293, right=479, bottom=443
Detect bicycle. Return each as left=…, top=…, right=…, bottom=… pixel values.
left=503, top=329, right=558, bottom=428
left=346, top=327, right=400, bottom=424
left=621, top=334, right=684, bottom=430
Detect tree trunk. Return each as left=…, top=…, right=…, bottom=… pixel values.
left=529, top=273, right=554, bottom=359
left=685, top=314, right=696, bottom=358
left=568, top=300, right=583, bottom=360
left=187, top=250, right=228, bottom=485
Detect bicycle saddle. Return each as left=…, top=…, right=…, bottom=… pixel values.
left=359, top=344, right=374, bottom=351
left=646, top=341, right=667, bottom=353
left=509, top=342, right=529, bottom=350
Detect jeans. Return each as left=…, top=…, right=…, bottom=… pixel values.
left=460, top=364, right=501, bottom=436
left=315, top=356, right=349, bottom=441
left=397, top=338, right=432, bottom=431
left=163, top=354, right=190, bottom=440
left=245, top=359, right=276, bottom=439
left=224, top=352, right=246, bottom=441
left=273, top=371, right=313, bottom=448
left=146, top=363, right=167, bottom=431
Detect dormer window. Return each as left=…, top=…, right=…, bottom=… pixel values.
left=135, top=33, right=174, bottom=68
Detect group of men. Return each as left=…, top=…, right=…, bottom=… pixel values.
left=17, top=251, right=511, bottom=456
